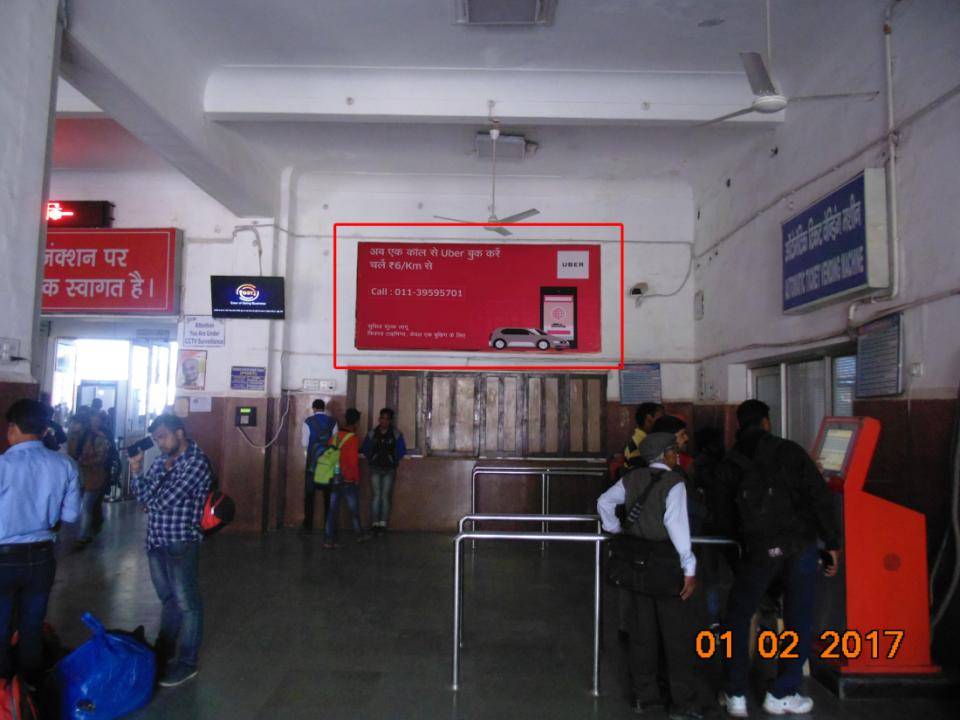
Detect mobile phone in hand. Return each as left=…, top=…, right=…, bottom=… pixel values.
left=126, top=436, right=154, bottom=458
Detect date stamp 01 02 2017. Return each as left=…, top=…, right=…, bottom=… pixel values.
left=695, top=629, right=905, bottom=661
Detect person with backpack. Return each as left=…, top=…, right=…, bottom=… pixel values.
left=717, top=400, right=840, bottom=718
left=301, top=399, right=338, bottom=534
left=129, top=414, right=212, bottom=688
left=598, top=433, right=702, bottom=719
left=67, top=410, right=111, bottom=547
left=361, top=407, right=406, bottom=533
left=0, top=399, right=80, bottom=691
left=320, top=409, right=371, bottom=548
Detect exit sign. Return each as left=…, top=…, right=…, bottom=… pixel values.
left=45, top=200, right=114, bottom=228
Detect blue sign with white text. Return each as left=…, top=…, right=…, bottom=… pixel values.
left=230, top=366, right=266, bottom=391
left=782, top=173, right=869, bottom=311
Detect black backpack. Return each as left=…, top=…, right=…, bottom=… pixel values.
left=725, top=437, right=798, bottom=545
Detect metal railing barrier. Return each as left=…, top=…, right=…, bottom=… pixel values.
left=470, top=464, right=608, bottom=545
left=452, top=530, right=608, bottom=696
left=450, top=523, right=740, bottom=697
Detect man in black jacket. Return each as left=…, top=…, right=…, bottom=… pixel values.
left=718, top=400, right=840, bottom=718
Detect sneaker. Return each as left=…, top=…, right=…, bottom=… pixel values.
left=762, top=693, right=813, bottom=715
left=719, top=693, right=748, bottom=718
left=158, top=663, right=198, bottom=687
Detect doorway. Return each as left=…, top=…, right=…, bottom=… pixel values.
left=51, top=337, right=178, bottom=449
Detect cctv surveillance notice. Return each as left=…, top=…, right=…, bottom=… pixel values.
left=355, top=242, right=600, bottom=352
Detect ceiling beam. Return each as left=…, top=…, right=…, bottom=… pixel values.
left=205, top=65, right=783, bottom=126
left=58, top=8, right=276, bottom=217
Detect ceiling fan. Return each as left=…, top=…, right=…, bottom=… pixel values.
left=434, top=125, right=539, bottom=236
left=699, top=0, right=878, bottom=126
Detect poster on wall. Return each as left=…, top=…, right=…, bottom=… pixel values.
left=41, top=228, right=181, bottom=314
left=177, top=350, right=207, bottom=391
left=619, top=363, right=663, bottom=404
left=355, top=242, right=601, bottom=352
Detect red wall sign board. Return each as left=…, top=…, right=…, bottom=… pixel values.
left=355, top=242, right=601, bottom=352
left=41, top=228, right=181, bottom=314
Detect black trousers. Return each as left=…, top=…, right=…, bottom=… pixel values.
left=303, top=470, right=331, bottom=530
left=628, top=590, right=698, bottom=711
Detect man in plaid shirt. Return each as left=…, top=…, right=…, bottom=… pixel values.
left=130, top=414, right=212, bottom=688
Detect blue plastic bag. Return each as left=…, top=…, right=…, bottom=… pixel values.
left=55, top=613, right=155, bottom=719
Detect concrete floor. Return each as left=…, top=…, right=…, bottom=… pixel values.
left=45, top=502, right=958, bottom=720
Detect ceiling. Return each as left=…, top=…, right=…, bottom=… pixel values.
left=53, top=0, right=890, bottom=213
left=141, top=0, right=766, bottom=74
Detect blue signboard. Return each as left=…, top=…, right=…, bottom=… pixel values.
left=782, top=170, right=888, bottom=312
left=230, top=365, right=266, bottom=391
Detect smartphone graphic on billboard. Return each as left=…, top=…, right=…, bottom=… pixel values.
left=540, top=287, right=578, bottom=349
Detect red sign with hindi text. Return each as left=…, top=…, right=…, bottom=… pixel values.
left=42, top=228, right=180, bottom=314
left=355, top=242, right=601, bottom=353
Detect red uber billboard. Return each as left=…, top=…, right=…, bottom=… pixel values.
left=355, top=242, right=601, bottom=353
left=42, top=228, right=181, bottom=314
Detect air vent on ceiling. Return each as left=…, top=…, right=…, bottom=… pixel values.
left=454, top=0, right=557, bottom=26
left=476, top=132, right=528, bottom=161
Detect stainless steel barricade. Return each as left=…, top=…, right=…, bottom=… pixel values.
left=452, top=530, right=608, bottom=697
left=450, top=525, right=741, bottom=697
left=458, top=513, right=602, bottom=535
left=469, top=464, right=608, bottom=543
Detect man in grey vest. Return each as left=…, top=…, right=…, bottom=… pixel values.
left=598, top=432, right=701, bottom=719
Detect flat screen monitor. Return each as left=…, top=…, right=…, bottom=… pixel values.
left=210, top=276, right=285, bottom=319
left=814, top=419, right=860, bottom=477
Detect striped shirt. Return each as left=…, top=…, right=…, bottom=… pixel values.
left=132, top=441, right=212, bottom=550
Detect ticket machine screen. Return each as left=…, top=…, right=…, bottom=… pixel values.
left=819, top=429, right=854, bottom=473
left=813, top=418, right=861, bottom=479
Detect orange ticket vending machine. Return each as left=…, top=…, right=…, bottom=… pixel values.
left=811, top=417, right=939, bottom=684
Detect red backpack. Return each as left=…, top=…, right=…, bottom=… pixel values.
left=0, top=677, right=38, bottom=720
left=201, top=490, right=236, bottom=535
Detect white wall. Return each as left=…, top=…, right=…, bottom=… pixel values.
left=692, top=0, right=960, bottom=402
left=46, top=166, right=701, bottom=401
left=285, top=171, right=698, bottom=400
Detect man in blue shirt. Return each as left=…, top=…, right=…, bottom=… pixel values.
left=301, top=399, right=337, bottom=533
left=0, top=399, right=80, bottom=685
left=130, top=414, right=212, bottom=688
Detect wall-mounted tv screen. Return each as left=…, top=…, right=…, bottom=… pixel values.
left=210, top=276, right=285, bottom=319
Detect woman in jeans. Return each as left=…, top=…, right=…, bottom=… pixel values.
left=360, top=407, right=406, bottom=533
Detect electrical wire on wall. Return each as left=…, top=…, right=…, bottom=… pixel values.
left=232, top=225, right=264, bottom=275
left=234, top=387, right=293, bottom=451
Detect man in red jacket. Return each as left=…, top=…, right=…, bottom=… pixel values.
left=323, top=408, right=371, bottom=548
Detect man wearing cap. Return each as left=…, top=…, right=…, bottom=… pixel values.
left=598, top=432, right=701, bottom=719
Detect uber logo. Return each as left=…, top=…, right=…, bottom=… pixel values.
left=557, top=251, right=589, bottom=279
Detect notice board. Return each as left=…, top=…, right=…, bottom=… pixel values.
left=355, top=242, right=601, bottom=352
left=42, top=228, right=181, bottom=314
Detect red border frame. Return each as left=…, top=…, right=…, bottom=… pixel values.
left=43, top=228, right=179, bottom=314
left=333, top=222, right=625, bottom=371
